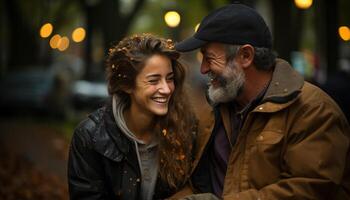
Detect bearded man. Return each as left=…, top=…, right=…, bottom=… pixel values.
left=174, top=3, right=350, bottom=200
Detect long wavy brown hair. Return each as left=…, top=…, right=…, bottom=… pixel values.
left=105, top=33, right=196, bottom=189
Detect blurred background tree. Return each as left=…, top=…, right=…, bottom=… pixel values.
left=1, top=0, right=349, bottom=82
left=78, top=0, right=146, bottom=79
left=3, top=0, right=79, bottom=69
left=1, top=0, right=146, bottom=79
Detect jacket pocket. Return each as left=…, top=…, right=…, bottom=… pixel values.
left=253, top=130, right=284, bottom=155
left=255, top=131, right=284, bottom=145
left=247, top=131, right=284, bottom=188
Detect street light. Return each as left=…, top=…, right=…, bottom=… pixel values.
left=164, top=11, right=181, bottom=28
left=40, top=23, right=53, bottom=38
left=294, top=0, right=313, bottom=9
left=57, top=36, right=70, bottom=51
left=339, top=26, right=350, bottom=41
left=49, top=34, right=61, bottom=49
left=72, top=27, right=86, bottom=43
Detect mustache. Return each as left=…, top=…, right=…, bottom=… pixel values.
left=208, top=71, right=227, bottom=86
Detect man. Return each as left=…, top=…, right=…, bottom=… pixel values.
left=175, top=3, right=350, bottom=200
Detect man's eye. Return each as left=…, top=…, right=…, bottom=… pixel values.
left=204, top=57, right=212, bottom=62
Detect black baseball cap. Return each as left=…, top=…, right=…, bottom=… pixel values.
left=175, top=3, right=272, bottom=52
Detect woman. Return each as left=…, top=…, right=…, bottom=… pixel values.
left=68, top=34, right=196, bottom=200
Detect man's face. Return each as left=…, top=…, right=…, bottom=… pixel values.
left=200, top=43, right=245, bottom=104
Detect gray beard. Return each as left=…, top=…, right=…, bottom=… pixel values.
left=208, top=62, right=245, bottom=104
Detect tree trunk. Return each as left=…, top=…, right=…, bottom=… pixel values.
left=315, top=0, right=339, bottom=83
left=80, top=0, right=146, bottom=79
left=84, top=4, right=95, bottom=80
left=271, top=0, right=305, bottom=62
left=5, top=0, right=39, bottom=69
left=325, top=0, right=338, bottom=75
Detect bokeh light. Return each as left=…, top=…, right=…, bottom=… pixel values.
left=195, top=23, right=200, bottom=32
left=40, top=23, right=53, bottom=38
left=72, top=27, right=86, bottom=43
left=339, top=26, right=350, bottom=41
left=164, top=11, right=181, bottom=28
left=294, top=0, right=313, bottom=9
left=49, top=34, right=61, bottom=49
left=57, top=36, right=70, bottom=51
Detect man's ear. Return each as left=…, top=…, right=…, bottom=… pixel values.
left=237, top=44, right=254, bottom=69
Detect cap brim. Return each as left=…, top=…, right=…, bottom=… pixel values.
left=175, top=36, right=207, bottom=52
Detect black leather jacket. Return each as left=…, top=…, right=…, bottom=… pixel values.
left=68, top=106, right=175, bottom=200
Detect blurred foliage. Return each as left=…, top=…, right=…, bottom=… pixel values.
left=339, top=0, right=350, bottom=25
left=0, top=117, right=71, bottom=200
left=129, top=0, right=229, bottom=39
left=0, top=148, right=68, bottom=200
left=1, top=0, right=82, bottom=68
left=1, top=0, right=349, bottom=76
left=17, top=0, right=81, bottom=29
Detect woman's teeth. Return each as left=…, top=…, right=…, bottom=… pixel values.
left=153, top=97, right=167, bottom=103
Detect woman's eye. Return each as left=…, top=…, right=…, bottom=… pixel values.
left=167, top=76, right=174, bottom=81
left=148, top=79, right=158, bottom=84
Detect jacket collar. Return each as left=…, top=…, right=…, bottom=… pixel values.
left=253, top=58, right=304, bottom=113
left=218, top=59, right=304, bottom=133
left=263, top=58, right=304, bottom=104
left=88, top=104, right=131, bottom=162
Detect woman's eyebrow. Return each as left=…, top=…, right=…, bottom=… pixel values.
left=145, top=74, right=160, bottom=78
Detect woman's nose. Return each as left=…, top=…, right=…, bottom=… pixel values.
left=158, top=81, right=172, bottom=94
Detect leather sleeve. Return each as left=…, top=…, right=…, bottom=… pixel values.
left=68, top=120, right=109, bottom=200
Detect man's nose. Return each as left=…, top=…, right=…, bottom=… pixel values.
left=200, top=61, right=210, bottom=74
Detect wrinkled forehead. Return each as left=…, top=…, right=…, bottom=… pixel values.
left=200, top=42, right=226, bottom=57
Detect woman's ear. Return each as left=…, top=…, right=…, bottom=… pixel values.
left=237, top=44, right=254, bottom=69
left=120, top=86, right=133, bottom=94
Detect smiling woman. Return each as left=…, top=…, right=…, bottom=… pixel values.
left=126, top=54, right=175, bottom=118
left=68, top=34, right=197, bottom=200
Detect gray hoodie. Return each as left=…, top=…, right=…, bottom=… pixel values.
left=112, top=95, right=159, bottom=200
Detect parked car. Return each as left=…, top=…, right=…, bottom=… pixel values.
left=70, top=80, right=108, bottom=110
left=0, top=68, right=71, bottom=118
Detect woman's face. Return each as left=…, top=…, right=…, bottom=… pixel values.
left=128, top=54, right=175, bottom=117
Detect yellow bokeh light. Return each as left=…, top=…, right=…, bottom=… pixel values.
left=294, top=0, right=313, bottom=9
left=40, top=23, right=53, bottom=38
left=72, top=27, right=86, bottom=43
left=339, top=26, right=350, bottom=41
left=57, top=36, right=70, bottom=51
left=164, top=11, right=181, bottom=28
left=195, top=23, right=200, bottom=32
left=49, top=34, right=61, bottom=49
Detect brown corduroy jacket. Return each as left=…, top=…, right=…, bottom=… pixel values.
left=171, top=59, right=350, bottom=200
